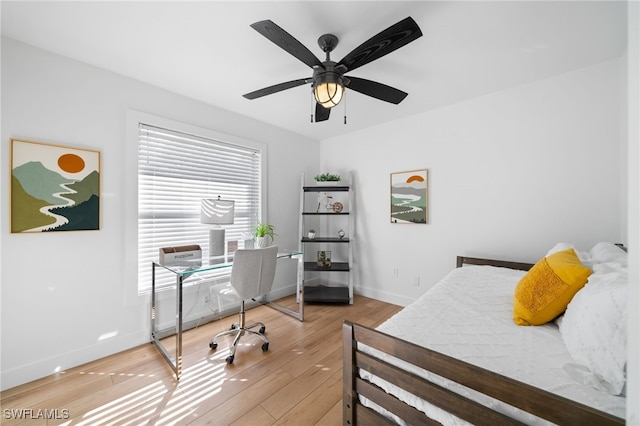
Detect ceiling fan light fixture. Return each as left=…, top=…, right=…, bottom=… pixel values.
left=314, top=73, right=344, bottom=109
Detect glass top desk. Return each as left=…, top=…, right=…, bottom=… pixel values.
left=151, top=249, right=304, bottom=379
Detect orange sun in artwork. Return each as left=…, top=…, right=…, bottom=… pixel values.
left=58, top=153, right=85, bottom=173
left=406, top=175, right=425, bottom=183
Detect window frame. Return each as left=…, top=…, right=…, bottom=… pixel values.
left=125, top=111, right=267, bottom=298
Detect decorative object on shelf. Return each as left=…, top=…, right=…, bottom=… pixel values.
left=253, top=220, right=276, bottom=248
left=316, top=193, right=327, bottom=212
left=308, top=229, right=316, bottom=239
left=390, top=169, right=428, bottom=224
left=201, top=197, right=235, bottom=257
left=10, top=138, right=101, bottom=233
left=338, top=229, right=345, bottom=239
left=317, top=192, right=344, bottom=213
left=317, top=251, right=332, bottom=269
left=314, top=173, right=341, bottom=185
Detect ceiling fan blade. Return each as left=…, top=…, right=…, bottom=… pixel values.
left=250, top=20, right=323, bottom=69
left=243, top=78, right=309, bottom=100
left=315, top=103, right=331, bottom=122
left=337, top=17, right=422, bottom=73
left=346, top=77, right=408, bottom=104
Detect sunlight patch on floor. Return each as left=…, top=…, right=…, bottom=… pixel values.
left=73, top=351, right=234, bottom=425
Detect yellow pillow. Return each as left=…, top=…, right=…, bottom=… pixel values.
left=513, top=248, right=591, bottom=326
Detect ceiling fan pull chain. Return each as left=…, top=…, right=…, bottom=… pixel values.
left=310, top=91, right=314, bottom=123
left=344, top=91, right=347, bottom=125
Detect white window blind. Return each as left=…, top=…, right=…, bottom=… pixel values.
left=138, top=123, right=262, bottom=293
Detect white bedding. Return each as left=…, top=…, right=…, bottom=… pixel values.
left=360, top=264, right=626, bottom=425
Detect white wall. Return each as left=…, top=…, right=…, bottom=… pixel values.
left=625, top=1, right=639, bottom=423
left=0, top=37, right=318, bottom=390
left=321, top=58, right=626, bottom=306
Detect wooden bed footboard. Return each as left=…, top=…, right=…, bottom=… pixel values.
left=342, top=321, right=624, bottom=426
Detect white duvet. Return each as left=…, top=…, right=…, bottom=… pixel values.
left=360, top=265, right=626, bottom=425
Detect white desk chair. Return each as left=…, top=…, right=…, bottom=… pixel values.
left=209, top=245, right=278, bottom=364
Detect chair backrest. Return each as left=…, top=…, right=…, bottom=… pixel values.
left=230, top=245, right=278, bottom=300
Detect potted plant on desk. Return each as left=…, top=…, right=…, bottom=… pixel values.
left=253, top=221, right=276, bottom=248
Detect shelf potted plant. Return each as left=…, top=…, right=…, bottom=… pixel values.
left=308, top=229, right=316, bottom=239
left=253, top=221, right=276, bottom=248
left=314, top=173, right=341, bottom=185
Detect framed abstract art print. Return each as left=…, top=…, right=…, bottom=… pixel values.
left=390, top=169, right=428, bottom=224
left=10, top=138, right=101, bottom=233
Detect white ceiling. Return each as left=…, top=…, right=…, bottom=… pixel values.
left=1, top=1, right=627, bottom=142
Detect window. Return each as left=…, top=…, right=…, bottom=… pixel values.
left=137, top=123, right=263, bottom=293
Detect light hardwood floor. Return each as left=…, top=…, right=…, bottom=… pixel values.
left=1, top=295, right=401, bottom=425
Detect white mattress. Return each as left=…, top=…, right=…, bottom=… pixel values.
left=360, top=265, right=626, bottom=425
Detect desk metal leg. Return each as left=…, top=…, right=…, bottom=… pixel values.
left=264, top=254, right=304, bottom=321
left=176, top=275, right=183, bottom=377
left=150, top=262, right=183, bottom=379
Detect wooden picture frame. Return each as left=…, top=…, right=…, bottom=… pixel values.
left=10, top=138, right=101, bottom=233
left=390, top=169, right=428, bottom=224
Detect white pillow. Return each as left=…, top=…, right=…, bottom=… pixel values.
left=546, top=243, right=592, bottom=267
left=559, top=267, right=627, bottom=395
left=589, top=242, right=627, bottom=265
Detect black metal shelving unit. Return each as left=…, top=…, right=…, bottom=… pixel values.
left=299, top=175, right=353, bottom=304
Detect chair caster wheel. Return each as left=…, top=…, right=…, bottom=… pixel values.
left=261, top=342, right=269, bottom=351
left=209, top=341, right=218, bottom=350
left=226, top=355, right=234, bottom=364
left=229, top=324, right=237, bottom=331
left=259, top=326, right=266, bottom=334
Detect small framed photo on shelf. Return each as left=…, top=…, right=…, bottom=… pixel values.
left=317, top=250, right=332, bottom=269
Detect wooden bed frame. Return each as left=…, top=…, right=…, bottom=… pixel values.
left=342, top=256, right=625, bottom=426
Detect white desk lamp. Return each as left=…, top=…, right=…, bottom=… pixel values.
left=201, top=197, right=235, bottom=257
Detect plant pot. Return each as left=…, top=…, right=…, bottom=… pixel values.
left=256, top=236, right=269, bottom=248
left=315, top=181, right=340, bottom=186
left=308, top=232, right=316, bottom=239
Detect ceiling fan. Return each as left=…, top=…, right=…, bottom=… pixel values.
left=243, top=17, right=423, bottom=123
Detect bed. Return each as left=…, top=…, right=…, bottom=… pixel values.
left=343, top=242, right=628, bottom=425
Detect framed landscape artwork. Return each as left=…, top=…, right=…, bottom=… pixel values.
left=390, top=169, right=428, bottom=224
left=10, top=138, right=101, bottom=233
